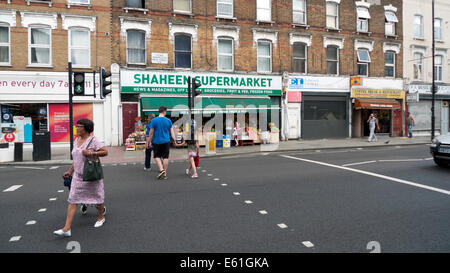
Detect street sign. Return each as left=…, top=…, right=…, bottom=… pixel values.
left=406, top=92, right=419, bottom=103
left=5, top=133, right=15, bottom=142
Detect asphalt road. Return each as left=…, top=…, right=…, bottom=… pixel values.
left=1, top=144, right=449, bottom=253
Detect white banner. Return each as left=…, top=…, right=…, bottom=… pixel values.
left=287, top=75, right=349, bottom=92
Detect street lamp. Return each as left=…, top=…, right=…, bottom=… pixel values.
left=431, top=0, right=436, bottom=140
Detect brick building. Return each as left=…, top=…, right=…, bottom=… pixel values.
left=0, top=0, right=114, bottom=146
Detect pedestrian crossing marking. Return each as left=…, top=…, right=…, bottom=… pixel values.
left=26, top=221, right=36, bottom=225
left=9, top=236, right=21, bottom=242
left=3, top=185, right=23, bottom=192
left=259, top=210, right=268, bottom=215
left=277, top=223, right=288, bottom=229
left=38, top=208, right=47, bottom=212
left=302, top=241, right=314, bottom=248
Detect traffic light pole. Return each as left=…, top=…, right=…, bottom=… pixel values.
left=68, top=62, right=74, bottom=160
left=431, top=0, right=436, bottom=141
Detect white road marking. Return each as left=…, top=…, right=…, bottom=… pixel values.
left=120, top=163, right=127, bottom=166
left=259, top=210, right=268, bottom=215
left=112, top=164, right=117, bottom=166
left=26, top=221, right=36, bottom=225
left=342, top=161, right=377, bottom=167
left=3, top=185, right=23, bottom=192
left=378, top=159, right=425, bottom=162
left=49, top=166, right=59, bottom=170
left=315, top=150, right=321, bottom=153
left=233, top=192, right=240, bottom=196
left=424, top=158, right=433, bottom=160
left=9, top=236, right=21, bottom=242
left=302, top=241, right=314, bottom=248
left=221, top=184, right=228, bottom=186
left=208, top=174, right=213, bottom=176
left=278, top=223, right=288, bottom=229
left=14, top=166, right=45, bottom=170
left=201, top=170, right=206, bottom=173
left=244, top=200, right=253, bottom=204
left=356, top=148, right=363, bottom=150
left=38, top=208, right=47, bottom=212
left=49, top=198, right=57, bottom=201
left=214, top=178, right=220, bottom=181
left=58, top=190, right=64, bottom=193
left=281, top=155, right=450, bottom=196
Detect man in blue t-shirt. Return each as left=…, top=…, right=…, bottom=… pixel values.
left=144, top=114, right=155, bottom=171
left=147, top=106, right=176, bottom=180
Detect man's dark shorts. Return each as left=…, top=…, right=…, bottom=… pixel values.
left=153, top=142, right=170, bottom=159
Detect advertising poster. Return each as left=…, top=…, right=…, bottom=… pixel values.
left=48, top=104, right=93, bottom=142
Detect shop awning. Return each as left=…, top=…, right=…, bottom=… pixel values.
left=354, top=99, right=401, bottom=110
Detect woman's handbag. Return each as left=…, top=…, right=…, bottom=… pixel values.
left=63, top=175, right=72, bottom=189
left=82, top=137, right=104, bottom=181
left=194, top=154, right=200, bottom=167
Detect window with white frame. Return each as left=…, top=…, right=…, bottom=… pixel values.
left=29, top=26, right=51, bottom=65
left=385, top=11, right=398, bottom=36
left=413, top=52, right=423, bottom=80
left=326, top=46, right=338, bottom=75
left=69, top=28, right=90, bottom=67
left=173, top=0, right=192, bottom=13
left=127, top=30, right=146, bottom=65
left=357, top=49, right=370, bottom=76
left=434, top=18, right=443, bottom=41
left=356, top=7, right=370, bottom=32
left=175, top=34, right=192, bottom=68
left=326, top=2, right=338, bottom=29
left=293, top=42, right=306, bottom=73
left=257, top=0, right=272, bottom=22
left=126, top=0, right=145, bottom=8
left=257, top=40, right=271, bottom=72
left=0, top=24, right=10, bottom=64
left=69, top=0, right=90, bottom=4
left=293, top=0, right=306, bottom=25
left=414, top=15, right=424, bottom=39
left=385, top=51, right=395, bottom=77
left=217, top=0, right=233, bottom=18
left=434, top=55, right=443, bottom=82
left=217, top=38, right=233, bottom=71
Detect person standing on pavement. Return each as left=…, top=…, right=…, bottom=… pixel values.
left=55, top=119, right=108, bottom=237
left=233, top=121, right=241, bottom=146
left=147, top=106, right=177, bottom=180
left=407, top=112, right=415, bottom=138
left=367, top=113, right=380, bottom=142
left=145, top=114, right=156, bottom=171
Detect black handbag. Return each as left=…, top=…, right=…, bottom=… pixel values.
left=63, top=176, right=72, bottom=189
left=82, top=137, right=104, bottom=181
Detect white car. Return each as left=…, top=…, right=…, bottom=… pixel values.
left=430, top=133, right=450, bottom=167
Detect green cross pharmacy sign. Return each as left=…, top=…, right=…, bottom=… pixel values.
left=120, top=70, right=282, bottom=96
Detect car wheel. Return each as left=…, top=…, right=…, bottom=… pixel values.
left=434, top=158, right=449, bottom=167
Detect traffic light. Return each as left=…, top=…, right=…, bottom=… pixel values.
left=191, top=78, right=202, bottom=107
left=73, top=72, right=85, bottom=96
left=100, top=67, right=112, bottom=98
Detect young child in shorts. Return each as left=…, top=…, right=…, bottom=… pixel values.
left=178, top=139, right=199, bottom=179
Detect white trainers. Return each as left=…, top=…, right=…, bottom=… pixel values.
left=54, top=229, right=71, bottom=237
left=186, top=169, right=190, bottom=176
left=94, top=218, right=105, bottom=228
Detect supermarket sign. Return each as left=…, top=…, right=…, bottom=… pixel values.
left=120, top=70, right=282, bottom=96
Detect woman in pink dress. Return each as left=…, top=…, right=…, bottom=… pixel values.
left=54, top=119, right=108, bottom=237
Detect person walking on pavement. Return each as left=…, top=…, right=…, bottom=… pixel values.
left=367, top=113, right=380, bottom=142
left=55, top=119, right=108, bottom=237
left=147, top=106, right=177, bottom=180
left=233, top=121, right=241, bottom=146
left=407, top=112, right=415, bottom=138
left=145, top=114, right=156, bottom=170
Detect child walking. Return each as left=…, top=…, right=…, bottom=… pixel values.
left=178, top=139, right=199, bottom=178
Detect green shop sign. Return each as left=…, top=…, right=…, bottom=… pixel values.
left=120, top=70, right=282, bottom=96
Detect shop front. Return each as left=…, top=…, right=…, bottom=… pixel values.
left=286, top=75, right=350, bottom=139
left=120, top=69, right=282, bottom=147
left=351, top=79, right=405, bottom=138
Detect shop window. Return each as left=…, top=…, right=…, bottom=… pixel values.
left=356, top=7, right=370, bottom=32
left=434, top=55, right=443, bottom=82
left=0, top=25, right=10, bottom=65
left=217, top=0, right=233, bottom=18
left=257, top=0, right=272, bottom=22
left=385, top=11, right=398, bottom=36
left=174, top=34, right=192, bottom=69
left=257, top=40, right=272, bottom=73
left=69, top=28, right=90, bottom=67
left=326, top=46, right=338, bottom=75
left=304, top=101, right=346, bottom=121
left=293, top=0, right=306, bottom=25
left=126, top=0, right=145, bottom=8
left=173, top=0, right=192, bottom=13
left=293, top=42, right=306, bottom=73
left=29, top=26, right=51, bottom=66
left=218, top=38, right=233, bottom=71
left=434, top=18, right=443, bottom=41
left=326, top=2, right=338, bottom=29
left=357, top=49, right=370, bottom=76
left=413, top=52, right=423, bottom=80
left=385, top=51, right=395, bottom=78
left=127, top=30, right=146, bottom=65
left=414, top=15, right=424, bottom=39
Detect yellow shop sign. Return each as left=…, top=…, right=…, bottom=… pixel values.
left=352, top=88, right=405, bottom=99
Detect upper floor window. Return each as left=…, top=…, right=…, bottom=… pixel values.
left=175, top=34, right=192, bottom=68
left=413, top=52, right=423, bottom=80
left=293, top=0, right=306, bottom=25
left=69, top=28, right=90, bottom=67
left=293, top=42, right=306, bottom=73
left=126, top=0, right=145, bottom=8
left=326, top=2, right=338, bottom=29
left=257, top=40, right=272, bottom=72
left=69, top=0, right=90, bottom=4
left=385, top=11, right=398, bottom=36
left=326, top=46, right=338, bottom=75
left=356, top=49, right=370, bottom=76
left=0, top=25, right=10, bottom=65
left=385, top=51, right=395, bottom=78
left=217, top=0, right=233, bottom=18
left=217, top=38, right=233, bottom=71
left=434, top=55, right=443, bottom=82
left=434, top=18, right=443, bottom=41
left=414, top=15, right=424, bottom=39
left=174, top=0, right=192, bottom=13
left=257, top=0, right=272, bottom=22
left=127, top=30, right=146, bottom=65
left=356, top=7, right=370, bottom=32
left=29, top=26, right=51, bottom=66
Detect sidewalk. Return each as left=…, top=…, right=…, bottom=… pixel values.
left=0, top=136, right=430, bottom=165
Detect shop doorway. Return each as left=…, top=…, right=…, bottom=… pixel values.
left=362, top=109, right=391, bottom=136
left=122, top=103, right=138, bottom=144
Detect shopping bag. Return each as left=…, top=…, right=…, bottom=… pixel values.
left=194, top=155, right=200, bottom=167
